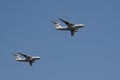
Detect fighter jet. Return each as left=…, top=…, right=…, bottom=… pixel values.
left=52, top=18, right=85, bottom=36
left=13, top=52, right=40, bottom=66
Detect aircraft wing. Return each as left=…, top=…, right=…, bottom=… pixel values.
left=71, top=30, right=75, bottom=36
left=29, top=61, right=33, bottom=66
left=59, top=18, right=74, bottom=26
left=17, top=52, right=31, bottom=58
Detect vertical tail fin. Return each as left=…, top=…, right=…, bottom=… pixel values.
left=51, top=21, right=62, bottom=29
left=13, top=54, right=22, bottom=60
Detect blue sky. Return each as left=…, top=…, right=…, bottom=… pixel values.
left=0, top=0, right=120, bottom=80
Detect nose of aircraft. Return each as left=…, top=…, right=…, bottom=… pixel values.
left=81, top=24, right=85, bottom=27
left=32, top=56, right=40, bottom=60
left=78, top=24, right=85, bottom=28
left=36, top=56, right=40, bottom=59
left=38, top=56, right=40, bottom=60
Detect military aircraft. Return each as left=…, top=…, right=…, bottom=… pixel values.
left=13, top=52, right=40, bottom=66
left=52, top=18, right=85, bottom=36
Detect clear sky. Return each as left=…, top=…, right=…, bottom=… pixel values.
left=0, top=0, right=120, bottom=80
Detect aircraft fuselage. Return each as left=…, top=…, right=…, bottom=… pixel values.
left=56, top=24, right=85, bottom=31
left=16, top=56, right=40, bottom=62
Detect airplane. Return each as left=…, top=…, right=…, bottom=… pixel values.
left=52, top=18, right=85, bottom=36
left=13, top=52, right=40, bottom=66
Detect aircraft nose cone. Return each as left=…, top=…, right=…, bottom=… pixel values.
left=38, top=57, right=40, bottom=60
left=82, top=24, right=85, bottom=27
left=79, top=24, right=85, bottom=28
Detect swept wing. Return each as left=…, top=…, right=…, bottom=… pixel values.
left=59, top=18, right=74, bottom=26
left=17, top=52, right=31, bottom=58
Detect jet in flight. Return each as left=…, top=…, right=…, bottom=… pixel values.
left=13, top=52, right=40, bottom=66
left=52, top=18, right=85, bottom=36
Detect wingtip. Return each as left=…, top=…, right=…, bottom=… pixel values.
left=59, top=18, right=64, bottom=21
left=17, top=52, right=23, bottom=55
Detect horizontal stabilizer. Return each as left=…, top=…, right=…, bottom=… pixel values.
left=13, top=53, right=18, bottom=56
left=51, top=21, right=58, bottom=24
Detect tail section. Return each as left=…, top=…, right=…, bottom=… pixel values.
left=13, top=54, right=22, bottom=60
left=52, top=21, right=62, bottom=29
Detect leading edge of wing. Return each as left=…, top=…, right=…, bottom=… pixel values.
left=59, top=18, right=74, bottom=26
left=17, top=52, right=31, bottom=58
